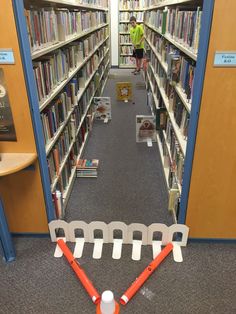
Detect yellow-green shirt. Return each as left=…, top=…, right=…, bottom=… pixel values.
left=130, top=24, right=144, bottom=49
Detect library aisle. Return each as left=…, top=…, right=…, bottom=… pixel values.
left=66, top=69, right=173, bottom=225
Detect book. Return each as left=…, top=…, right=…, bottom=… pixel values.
left=77, top=159, right=99, bottom=169
left=93, top=97, right=111, bottom=120
left=76, top=159, right=99, bottom=178
left=136, top=115, right=156, bottom=142
left=116, top=82, right=132, bottom=100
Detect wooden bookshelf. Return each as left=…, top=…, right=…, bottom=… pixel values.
left=145, top=36, right=191, bottom=112
left=0, top=0, right=50, bottom=236
left=118, top=2, right=144, bottom=68
left=0, top=0, right=110, bottom=243
left=25, top=0, right=109, bottom=11
left=144, top=0, right=236, bottom=239
left=144, top=0, right=202, bottom=220
left=39, top=35, right=109, bottom=111
left=143, top=0, right=194, bottom=10
left=144, top=23, right=197, bottom=61
left=32, top=23, right=108, bottom=60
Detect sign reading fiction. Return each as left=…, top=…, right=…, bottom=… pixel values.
left=214, top=51, right=236, bottom=67
left=0, top=68, right=17, bottom=141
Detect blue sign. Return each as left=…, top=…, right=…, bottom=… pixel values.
left=214, top=52, right=236, bottom=67
left=0, top=50, right=15, bottom=64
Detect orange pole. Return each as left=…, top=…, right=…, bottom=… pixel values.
left=57, top=239, right=101, bottom=304
left=120, top=243, right=173, bottom=305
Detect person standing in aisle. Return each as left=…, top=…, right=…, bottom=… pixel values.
left=130, top=16, right=144, bottom=75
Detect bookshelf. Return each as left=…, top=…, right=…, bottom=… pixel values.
left=143, top=0, right=207, bottom=223
left=179, top=0, right=236, bottom=239
left=118, top=0, right=144, bottom=68
left=1, top=0, right=110, bottom=235
left=144, top=0, right=236, bottom=240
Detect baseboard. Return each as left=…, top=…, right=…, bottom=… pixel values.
left=188, top=237, right=236, bottom=243
left=12, top=233, right=50, bottom=238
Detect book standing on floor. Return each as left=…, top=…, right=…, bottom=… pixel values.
left=76, top=159, right=99, bottom=177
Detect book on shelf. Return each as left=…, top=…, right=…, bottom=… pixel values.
left=120, top=56, right=135, bottom=66
left=79, top=0, right=108, bottom=7
left=52, top=190, right=63, bottom=219
left=24, top=7, right=107, bottom=53
left=156, top=107, right=167, bottom=131
left=120, top=34, right=132, bottom=44
left=168, top=189, right=180, bottom=212
left=120, top=45, right=133, bottom=55
left=145, top=6, right=202, bottom=54
left=147, top=28, right=196, bottom=102
left=136, top=115, right=156, bottom=143
left=120, top=11, right=144, bottom=22
left=32, top=28, right=108, bottom=104
left=120, top=0, right=145, bottom=10
left=119, top=23, right=131, bottom=32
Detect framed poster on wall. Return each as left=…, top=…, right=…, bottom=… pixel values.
left=0, top=68, right=16, bottom=141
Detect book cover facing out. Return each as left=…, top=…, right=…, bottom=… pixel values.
left=136, top=115, right=157, bottom=143
left=0, top=68, right=17, bottom=141
left=93, top=97, right=111, bottom=120
left=116, top=82, right=132, bottom=101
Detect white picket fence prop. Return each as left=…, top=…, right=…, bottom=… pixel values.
left=49, top=221, right=189, bottom=263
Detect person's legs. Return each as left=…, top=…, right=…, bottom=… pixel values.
left=137, top=58, right=142, bottom=71
left=136, top=57, right=139, bottom=70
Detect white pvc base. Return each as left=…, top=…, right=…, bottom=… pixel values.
left=54, top=237, right=66, bottom=258
left=172, top=242, right=183, bottom=263
left=73, top=238, right=85, bottom=258
left=93, top=239, right=104, bottom=259
left=132, top=240, right=142, bottom=261
left=152, top=240, right=162, bottom=259
left=112, top=239, right=123, bottom=259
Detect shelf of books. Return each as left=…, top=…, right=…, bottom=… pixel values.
left=21, top=0, right=110, bottom=220
left=119, top=0, right=144, bottom=68
left=144, top=0, right=202, bottom=219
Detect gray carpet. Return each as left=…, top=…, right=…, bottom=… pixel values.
left=0, top=238, right=236, bottom=313
left=65, top=69, right=172, bottom=225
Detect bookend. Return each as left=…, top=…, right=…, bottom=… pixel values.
left=49, top=221, right=189, bottom=263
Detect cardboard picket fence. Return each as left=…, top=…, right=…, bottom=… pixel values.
left=49, top=221, right=189, bottom=263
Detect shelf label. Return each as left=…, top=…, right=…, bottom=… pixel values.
left=0, top=68, right=17, bottom=141
left=0, top=49, right=15, bottom=64
left=214, top=52, right=236, bottom=67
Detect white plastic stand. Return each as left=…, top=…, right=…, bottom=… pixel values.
left=147, top=138, right=153, bottom=147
